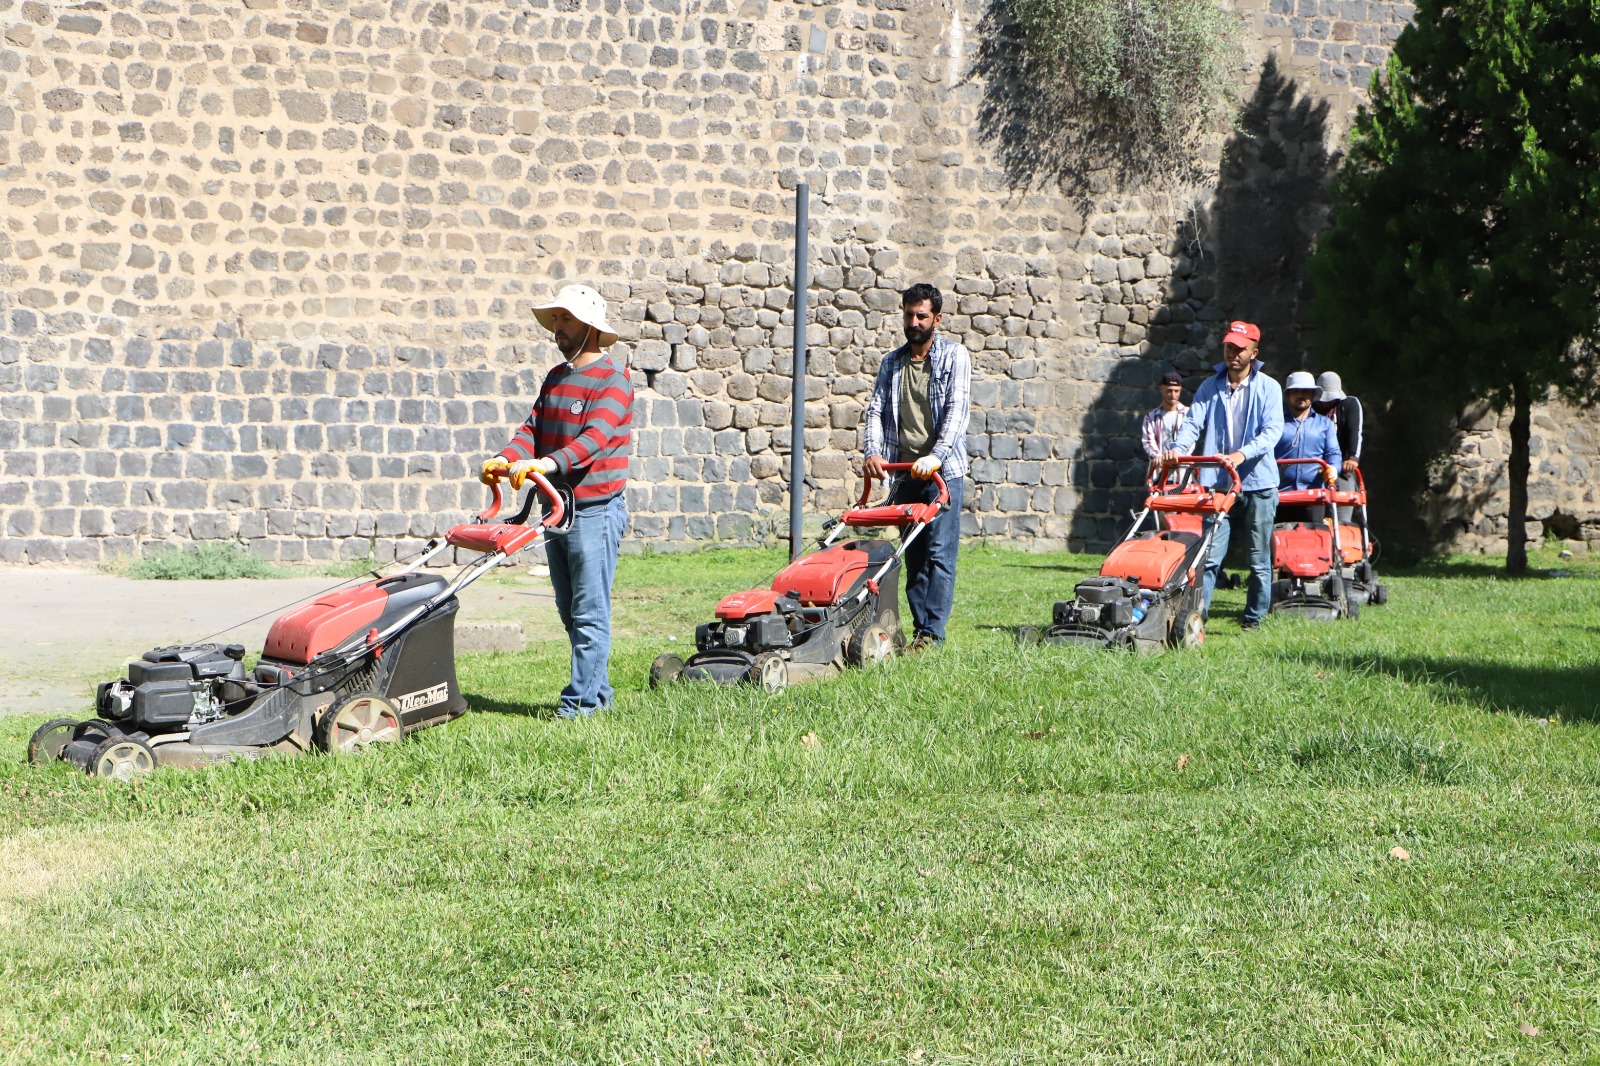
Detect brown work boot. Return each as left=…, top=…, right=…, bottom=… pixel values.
left=905, top=633, right=940, bottom=655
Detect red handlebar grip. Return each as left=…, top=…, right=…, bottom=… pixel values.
left=475, top=479, right=504, bottom=523
left=529, top=471, right=564, bottom=529
left=475, top=468, right=564, bottom=526
left=1154, top=455, right=1243, bottom=495
left=860, top=461, right=950, bottom=508
left=1273, top=456, right=1338, bottom=487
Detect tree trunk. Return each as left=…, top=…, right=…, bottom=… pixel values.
left=1505, top=374, right=1531, bottom=576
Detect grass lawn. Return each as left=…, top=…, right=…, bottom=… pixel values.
left=2, top=542, right=1597, bottom=1063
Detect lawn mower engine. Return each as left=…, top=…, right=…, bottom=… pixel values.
left=656, top=539, right=905, bottom=693
left=1045, top=576, right=1178, bottom=651
left=94, top=642, right=252, bottom=736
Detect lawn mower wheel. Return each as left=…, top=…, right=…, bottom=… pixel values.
left=315, top=693, right=402, bottom=755
left=753, top=653, right=788, bottom=694
left=846, top=624, right=894, bottom=667
left=649, top=653, right=686, bottom=689
left=27, top=718, right=79, bottom=767
left=90, top=736, right=157, bottom=781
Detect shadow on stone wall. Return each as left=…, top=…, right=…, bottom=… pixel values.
left=1412, top=404, right=1501, bottom=549
left=1219, top=56, right=1455, bottom=552
left=1066, top=213, right=1216, bottom=549
left=1214, top=54, right=1335, bottom=371
left=1067, top=56, right=1340, bottom=551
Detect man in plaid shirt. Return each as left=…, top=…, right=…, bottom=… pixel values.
left=862, top=283, right=972, bottom=651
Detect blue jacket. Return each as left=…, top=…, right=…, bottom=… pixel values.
left=1171, top=361, right=1285, bottom=492
left=1275, top=411, right=1342, bottom=490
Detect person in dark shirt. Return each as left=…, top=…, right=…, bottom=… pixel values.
left=1313, top=371, right=1364, bottom=523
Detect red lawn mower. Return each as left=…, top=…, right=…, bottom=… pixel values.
left=1268, top=457, right=1387, bottom=619
left=1334, top=465, right=1386, bottom=607
left=1018, top=456, right=1240, bottom=651
left=649, top=462, right=949, bottom=693
left=27, top=474, right=568, bottom=780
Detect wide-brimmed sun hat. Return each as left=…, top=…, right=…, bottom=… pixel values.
left=533, top=284, right=618, bottom=347
left=1316, top=371, right=1346, bottom=402
left=1283, top=370, right=1321, bottom=397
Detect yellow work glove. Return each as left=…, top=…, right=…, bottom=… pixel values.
left=510, top=457, right=558, bottom=490
left=479, top=456, right=510, bottom=485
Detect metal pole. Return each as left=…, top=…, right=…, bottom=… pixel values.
left=788, top=181, right=809, bottom=560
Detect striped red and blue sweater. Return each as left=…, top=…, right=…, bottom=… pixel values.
left=498, top=354, right=633, bottom=505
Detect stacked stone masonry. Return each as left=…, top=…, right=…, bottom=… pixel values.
left=0, top=0, right=1592, bottom=563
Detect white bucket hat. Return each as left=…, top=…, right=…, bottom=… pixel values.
left=533, top=284, right=618, bottom=348
left=1284, top=370, right=1321, bottom=397
left=1315, top=371, right=1346, bottom=401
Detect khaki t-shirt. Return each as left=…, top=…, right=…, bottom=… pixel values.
left=897, top=356, right=933, bottom=460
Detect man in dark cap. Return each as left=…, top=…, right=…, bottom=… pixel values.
left=1141, top=368, right=1189, bottom=464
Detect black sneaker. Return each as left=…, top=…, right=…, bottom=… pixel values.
left=1240, top=619, right=1261, bottom=631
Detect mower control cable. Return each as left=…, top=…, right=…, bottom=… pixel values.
left=183, top=538, right=442, bottom=646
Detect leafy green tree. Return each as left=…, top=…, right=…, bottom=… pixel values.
left=1311, top=0, right=1600, bottom=574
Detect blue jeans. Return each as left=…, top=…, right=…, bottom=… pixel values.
left=1202, top=487, right=1276, bottom=625
left=890, top=474, right=963, bottom=641
left=544, top=494, right=628, bottom=716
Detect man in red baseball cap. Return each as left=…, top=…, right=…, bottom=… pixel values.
left=1162, top=321, right=1284, bottom=629
left=1223, top=321, right=1260, bottom=347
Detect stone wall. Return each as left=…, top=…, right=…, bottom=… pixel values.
left=0, top=0, right=1594, bottom=564
left=1424, top=398, right=1600, bottom=554
left=0, top=0, right=1092, bottom=563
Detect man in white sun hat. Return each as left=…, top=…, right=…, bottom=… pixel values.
left=481, top=284, right=633, bottom=718
left=1274, top=370, right=1341, bottom=524
left=1312, top=370, right=1365, bottom=523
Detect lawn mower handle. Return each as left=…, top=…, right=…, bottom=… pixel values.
left=858, top=462, right=949, bottom=507
left=1152, top=455, right=1242, bottom=495
left=1274, top=457, right=1338, bottom=487
left=476, top=470, right=565, bottom=527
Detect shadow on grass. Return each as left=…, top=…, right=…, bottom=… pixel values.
left=1286, top=725, right=1471, bottom=786
left=1387, top=559, right=1564, bottom=580
left=1292, top=652, right=1600, bottom=724
left=465, top=694, right=562, bottom=720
